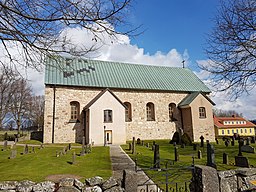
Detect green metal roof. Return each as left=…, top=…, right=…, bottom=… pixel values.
left=44, top=56, right=211, bottom=93
left=179, top=92, right=215, bottom=107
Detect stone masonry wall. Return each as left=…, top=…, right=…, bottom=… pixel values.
left=44, top=86, right=188, bottom=144
left=191, top=165, right=256, bottom=192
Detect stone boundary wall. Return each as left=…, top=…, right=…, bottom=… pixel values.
left=0, top=170, right=137, bottom=192
left=191, top=165, right=256, bottom=192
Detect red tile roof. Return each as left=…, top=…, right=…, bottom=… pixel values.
left=214, top=116, right=256, bottom=128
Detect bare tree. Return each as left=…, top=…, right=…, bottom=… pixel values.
left=9, top=78, right=33, bottom=134
left=213, top=108, right=243, bottom=117
left=0, top=67, right=17, bottom=128
left=0, top=0, right=137, bottom=68
left=200, top=0, right=256, bottom=98
left=26, top=95, right=45, bottom=130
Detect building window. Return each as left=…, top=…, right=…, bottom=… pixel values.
left=70, top=101, right=80, bottom=122
left=236, top=129, right=239, bottom=133
left=232, top=130, right=234, bottom=134
left=199, top=107, right=206, bottom=119
left=146, top=102, right=155, bottom=121
left=124, top=102, right=132, bottom=122
left=222, top=130, right=224, bottom=135
left=227, top=130, right=230, bottom=134
left=169, top=103, right=177, bottom=121
left=250, top=129, right=252, bottom=133
left=104, top=110, right=113, bottom=123
left=245, top=129, right=247, bottom=133
left=241, top=129, right=243, bottom=133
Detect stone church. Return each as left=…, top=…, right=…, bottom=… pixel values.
left=43, top=56, right=215, bottom=145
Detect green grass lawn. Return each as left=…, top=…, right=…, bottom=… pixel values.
left=122, top=139, right=256, bottom=190
left=0, top=143, right=112, bottom=182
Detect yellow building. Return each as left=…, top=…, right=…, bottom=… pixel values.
left=214, top=116, right=256, bottom=137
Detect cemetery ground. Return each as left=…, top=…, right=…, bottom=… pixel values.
left=121, top=139, right=256, bottom=190
left=0, top=141, right=112, bottom=182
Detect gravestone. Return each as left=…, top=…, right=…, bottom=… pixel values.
left=62, top=147, right=66, bottom=155
left=215, top=138, right=219, bottom=145
left=153, top=144, right=160, bottom=168
left=238, top=139, right=243, bottom=156
left=128, top=143, right=131, bottom=151
left=136, top=138, right=141, bottom=145
left=223, top=153, right=228, bottom=164
left=246, top=137, right=251, bottom=145
left=2, top=140, right=7, bottom=151
left=200, top=135, right=204, bottom=147
left=225, top=140, right=229, bottom=147
left=241, top=145, right=255, bottom=153
left=174, top=147, right=179, bottom=161
left=152, top=141, right=156, bottom=151
left=132, top=137, right=136, bottom=155
left=81, top=136, right=86, bottom=156
left=56, top=150, right=59, bottom=157
left=235, top=156, right=249, bottom=168
left=72, top=152, right=76, bottom=164
left=146, top=143, right=150, bottom=148
left=173, top=142, right=176, bottom=146
left=68, top=143, right=72, bottom=150
left=9, top=150, right=17, bottom=159
left=251, top=136, right=255, bottom=144
left=198, top=150, right=202, bottom=159
left=141, top=140, right=144, bottom=146
left=206, top=143, right=217, bottom=169
left=193, top=143, right=197, bottom=151
left=231, top=137, right=235, bottom=146
left=24, top=144, right=29, bottom=154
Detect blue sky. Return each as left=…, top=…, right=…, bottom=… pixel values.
left=129, top=0, right=219, bottom=67
left=15, top=0, right=255, bottom=119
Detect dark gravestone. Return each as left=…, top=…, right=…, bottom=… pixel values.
left=198, top=150, right=202, bottom=159
left=68, top=143, right=72, bottom=150
left=246, top=137, right=251, bottom=145
left=128, top=143, right=131, bottom=151
left=224, top=140, right=229, bottom=147
left=141, top=140, right=144, bottom=146
left=193, top=143, right=197, bottom=151
left=146, top=143, right=150, bottom=148
left=238, top=139, right=243, bottom=156
left=206, top=143, right=217, bottom=169
left=223, top=153, right=228, bottom=165
left=132, top=137, right=136, bottom=155
left=231, top=137, right=235, bottom=146
left=215, top=138, right=219, bottom=144
left=235, top=156, right=249, bottom=168
left=136, top=138, right=141, bottom=145
left=153, top=144, right=160, bottom=168
left=251, top=136, right=255, bottom=144
left=174, top=147, right=179, bottom=161
left=152, top=141, right=155, bottom=151
left=241, top=145, right=255, bottom=153
left=200, top=135, right=204, bottom=147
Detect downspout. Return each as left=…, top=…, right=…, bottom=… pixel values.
left=52, top=85, right=56, bottom=143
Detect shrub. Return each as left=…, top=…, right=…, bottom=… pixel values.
left=181, top=133, right=192, bottom=146
left=170, top=132, right=180, bottom=144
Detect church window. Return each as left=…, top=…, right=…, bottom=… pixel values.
left=104, top=110, right=113, bottom=123
left=124, top=102, right=132, bottom=122
left=70, top=101, right=80, bottom=122
left=169, top=103, right=177, bottom=121
left=199, top=107, right=206, bottom=119
left=146, top=102, right=155, bottom=121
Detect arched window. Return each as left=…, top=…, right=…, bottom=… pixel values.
left=146, top=102, right=155, bottom=121
left=124, top=102, right=132, bottom=122
left=169, top=103, right=177, bottom=121
left=70, top=101, right=80, bottom=121
left=199, top=107, right=206, bottom=119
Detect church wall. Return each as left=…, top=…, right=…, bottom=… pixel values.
left=44, top=86, right=187, bottom=143
left=190, top=94, right=215, bottom=142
